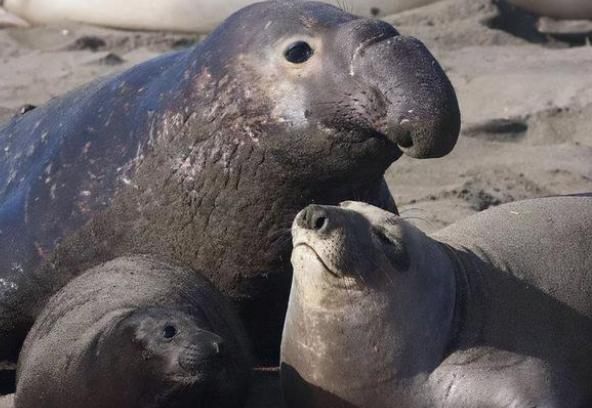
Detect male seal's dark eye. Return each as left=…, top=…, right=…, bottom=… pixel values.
left=284, top=41, right=314, bottom=64
left=163, top=325, right=177, bottom=339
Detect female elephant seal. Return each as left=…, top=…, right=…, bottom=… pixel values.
left=282, top=197, right=592, bottom=407
left=15, top=256, right=251, bottom=408
left=0, top=1, right=460, bottom=362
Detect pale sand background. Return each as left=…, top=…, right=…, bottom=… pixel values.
left=1, top=0, right=591, bottom=406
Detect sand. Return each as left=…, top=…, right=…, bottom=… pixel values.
left=0, top=0, right=591, bottom=406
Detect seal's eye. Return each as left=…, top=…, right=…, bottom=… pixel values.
left=163, top=325, right=177, bottom=339
left=374, top=228, right=393, bottom=246
left=374, top=227, right=410, bottom=271
left=284, top=41, right=314, bottom=64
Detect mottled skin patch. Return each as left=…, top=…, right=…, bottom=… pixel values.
left=0, top=1, right=460, bottom=362
left=282, top=198, right=592, bottom=407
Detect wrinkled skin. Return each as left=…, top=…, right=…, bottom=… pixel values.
left=281, top=198, right=592, bottom=407
left=0, top=1, right=460, bottom=362
left=16, top=256, right=251, bottom=408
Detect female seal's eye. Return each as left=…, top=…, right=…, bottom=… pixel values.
left=374, top=227, right=410, bottom=271
left=284, top=41, right=314, bottom=64
left=163, top=325, right=177, bottom=339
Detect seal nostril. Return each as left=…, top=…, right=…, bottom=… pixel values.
left=301, top=205, right=330, bottom=232
left=314, top=215, right=327, bottom=231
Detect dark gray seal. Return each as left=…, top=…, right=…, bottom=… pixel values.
left=0, top=1, right=460, bottom=362
left=15, top=256, right=251, bottom=408
left=281, top=198, right=592, bottom=407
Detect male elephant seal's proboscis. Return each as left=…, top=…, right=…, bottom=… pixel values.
left=15, top=256, right=251, bottom=408
left=0, top=1, right=460, bottom=362
left=282, top=198, right=592, bottom=407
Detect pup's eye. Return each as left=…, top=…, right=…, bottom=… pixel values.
left=284, top=41, right=314, bottom=64
left=374, top=227, right=393, bottom=246
left=163, top=325, right=177, bottom=339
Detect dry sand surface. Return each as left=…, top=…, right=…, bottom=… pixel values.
left=1, top=0, right=591, bottom=406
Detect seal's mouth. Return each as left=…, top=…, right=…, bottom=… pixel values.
left=293, top=242, right=341, bottom=278
left=332, top=128, right=404, bottom=159
left=380, top=126, right=416, bottom=154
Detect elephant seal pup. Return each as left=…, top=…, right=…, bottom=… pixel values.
left=0, top=1, right=460, bottom=362
left=15, top=256, right=251, bottom=408
left=281, top=197, right=592, bottom=408
left=507, top=0, right=592, bottom=20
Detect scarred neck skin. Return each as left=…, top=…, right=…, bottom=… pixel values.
left=129, top=45, right=399, bottom=290
left=31, top=45, right=395, bottom=285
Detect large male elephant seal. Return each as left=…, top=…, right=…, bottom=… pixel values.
left=4, top=0, right=444, bottom=33
left=15, top=256, right=251, bottom=408
left=0, top=1, right=460, bottom=362
left=507, top=0, right=592, bottom=20
left=282, top=197, right=592, bottom=407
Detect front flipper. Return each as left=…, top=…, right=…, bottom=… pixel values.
left=430, top=348, right=580, bottom=408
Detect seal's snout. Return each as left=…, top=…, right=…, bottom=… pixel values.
left=178, top=331, right=225, bottom=374
left=351, top=29, right=461, bottom=159
left=297, top=205, right=329, bottom=234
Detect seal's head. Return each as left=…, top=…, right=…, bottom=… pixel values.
left=190, top=1, right=460, bottom=181
left=281, top=202, right=457, bottom=407
left=95, top=307, right=246, bottom=408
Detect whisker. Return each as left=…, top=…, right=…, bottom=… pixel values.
left=335, top=0, right=353, bottom=14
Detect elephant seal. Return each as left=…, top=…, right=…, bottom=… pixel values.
left=0, top=6, right=28, bottom=28
left=0, top=1, right=460, bottom=362
left=281, top=197, right=592, bottom=407
left=15, top=256, right=251, bottom=408
left=507, top=0, right=592, bottom=20
left=4, top=0, right=443, bottom=33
